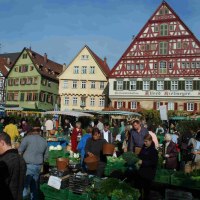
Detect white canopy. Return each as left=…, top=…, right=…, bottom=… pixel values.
left=43, top=110, right=94, bottom=118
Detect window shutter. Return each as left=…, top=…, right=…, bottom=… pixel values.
left=153, top=102, right=157, bottom=110
left=150, top=81, right=154, bottom=90
left=114, top=101, right=117, bottom=108
left=123, top=102, right=126, bottom=108
left=194, top=80, right=200, bottom=90
left=137, top=102, right=140, bottom=109
left=126, top=81, right=130, bottom=90
left=178, top=81, right=185, bottom=90
left=184, top=103, right=187, bottom=111
left=137, top=81, right=143, bottom=90
left=128, top=102, right=131, bottom=109
left=174, top=102, right=178, bottom=110
left=123, top=81, right=126, bottom=90
left=165, top=102, right=168, bottom=110
left=160, top=102, right=163, bottom=105
left=154, top=81, right=157, bottom=90
left=194, top=103, right=197, bottom=111
left=167, top=81, right=171, bottom=90
left=198, top=81, right=200, bottom=90
left=164, top=81, right=168, bottom=90
left=113, top=81, right=117, bottom=90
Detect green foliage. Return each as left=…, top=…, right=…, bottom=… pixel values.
left=122, top=152, right=139, bottom=167
left=142, top=110, right=162, bottom=128
left=176, top=120, right=200, bottom=134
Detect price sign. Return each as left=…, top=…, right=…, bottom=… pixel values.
left=47, top=176, right=61, bottom=190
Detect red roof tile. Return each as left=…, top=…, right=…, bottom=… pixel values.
left=0, top=57, right=10, bottom=76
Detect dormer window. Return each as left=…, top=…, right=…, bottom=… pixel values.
left=22, top=53, right=27, bottom=59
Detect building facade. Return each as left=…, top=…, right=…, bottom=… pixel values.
left=109, top=1, right=200, bottom=113
left=6, top=48, right=63, bottom=111
left=59, top=45, right=110, bottom=111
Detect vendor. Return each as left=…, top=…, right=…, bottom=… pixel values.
left=71, top=122, right=82, bottom=152
left=85, top=128, right=107, bottom=177
left=137, top=134, right=158, bottom=200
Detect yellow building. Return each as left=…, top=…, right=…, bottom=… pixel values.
left=59, top=45, right=110, bottom=111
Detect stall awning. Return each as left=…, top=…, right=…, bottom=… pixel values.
left=44, top=110, right=94, bottom=118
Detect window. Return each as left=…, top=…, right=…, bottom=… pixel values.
left=7, top=93, right=14, bottom=101
left=14, top=67, right=18, bottom=72
left=151, top=44, right=156, bottom=50
left=117, top=80, right=123, bottom=90
left=185, top=80, right=193, bottom=91
left=26, top=93, right=32, bottom=101
left=40, top=93, right=46, bottom=102
left=48, top=81, right=51, bottom=87
left=168, top=102, right=174, bottom=111
left=30, top=66, right=34, bottom=71
left=90, top=97, right=95, bottom=106
left=157, top=81, right=164, bottom=90
left=169, top=62, right=173, bottom=69
left=159, top=42, right=168, bottom=55
left=64, top=96, right=69, bottom=105
left=33, top=77, right=38, bottom=85
left=20, top=78, right=27, bottom=85
left=130, top=80, right=136, bottom=90
left=154, top=63, right=157, bottom=69
left=91, top=81, right=95, bottom=89
left=182, top=62, right=186, bottom=69
left=21, top=93, right=25, bottom=101
left=196, top=62, right=200, bottom=68
left=159, top=9, right=163, bottom=15
left=72, top=80, right=77, bottom=89
left=187, top=103, right=194, bottom=111
left=41, top=79, right=47, bottom=85
left=14, top=79, right=19, bottom=86
left=143, top=81, right=150, bottom=90
left=135, top=64, right=139, bottom=70
left=81, top=66, right=87, bottom=74
left=73, top=66, right=79, bottom=74
left=0, top=79, right=3, bottom=88
left=191, top=62, right=196, bottom=68
left=164, top=8, right=169, bottom=14
left=81, top=81, right=86, bottom=89
left=14, top=93, right=18, bottom=101
left=171, top=80, right=178, bottom=91
left=160, top=24, right=168, bottom=36
left=63, top=80, right=68, bottom=88
left=100, top=81, right=104, bottom=89
left=32, top=93, right=38, bottom=101
left=117, top=101, right=123, bottom=109
left=140, top=45, right=145, bottom=51
left=90, top=66, right=95, bottom=74
left=186, top=62, right=190, bottom=68
left=183, top=42, right=188, bottom=49
left=159, top=61, right=167, bottom=74
left=99, top=98, right=105, bottom=107
left=22, top=54, right=27, bottom=59
left=81, top=55, right=89, bottom=60
left=130, top=101, right=137, bottom=109
left=156, top=102, right=161, bottom=110
left=127, top=64, right=131, bottom=70
left=27, top=78, right=32, bottom=85
left=19, top=65, right=28, bottom=72
left=73, top=97, right=78, bottom=106
left=140, top=64, right=144, bottom=70
left=127, top=64, right=135, bottom=70
left=154, top=26, right=159, bottom=32
left=146, top=44, right=150, bottom=51
left=47, top=94, right=53, bottom=104
left=169, top=25, right=174, bottom=31
left=177, top=42, right=181, bottom=49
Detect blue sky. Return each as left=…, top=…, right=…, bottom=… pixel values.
left=0, top=0, right=200, bottom=68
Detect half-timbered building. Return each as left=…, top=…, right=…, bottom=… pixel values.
left=109, top=1, right=200, bottom=112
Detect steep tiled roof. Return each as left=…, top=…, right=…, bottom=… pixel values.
left=0, top=57, right=10, bottom=76
left=86, top=45, right=110, bottom=77
left=0, top=52, right=20, bottom=64
left=25, top=48, right=63, bottom=81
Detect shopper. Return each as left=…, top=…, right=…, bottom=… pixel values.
left=101, top=122, right=113, bottom=143
left=163, top=133, right=178, bottom=170
left=137, top=134, right=158, bottom=200
left=130, top=120, right=148, bottom=154
left=0, top=132, right=26, bottom=200
left=18, top=127, right=48, bottom=200
left=85, top=128, right=107, bottom=177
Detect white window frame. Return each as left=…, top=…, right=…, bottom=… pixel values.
left=131, top=101, right=137, bottom=109
left=168, top=102, right=174, bottom=111
left=171, top=80, right=178, bottom=91
left=117, top=80, right=123, bottom=90
left=64, top=96, right=69, bottom=105
left=72, top=97, right=78, bottom=106
left=81, top=81, right=86, bottom=89
left=73, top=66, right=79, bottom=74
left=157, top=80, right=164, bottom=91
left=117, top=101, right=123, bottom=109
left=90, top=97, right=95, bottom=106
left=143, top=80, right=150, bottom=91
left=160, top=24, right=168, bottom=36
left=90, top=66, right=95, bottom=74
left=81, top=66, right=87, bottom=74
left=159, top=61, right=167, bottom=74
left=63, top=80, right=68, bottom=88
left=130, top=80, right=136, bottom=90
left=99, top=98, right=105, bottom=107
left=72, top=80, right=77, bottom=89
left=91, top=81, right=95, bottom=89
left=187, top=103, right=194, bottom=111
left=185, top=80, right=193, bottom=91
left=100, top=81, right=104, bottom=89
left=159, top=42, right=168, bottom=55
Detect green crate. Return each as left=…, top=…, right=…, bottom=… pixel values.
left=68, top=191, right=89, bottom=200
left=40, top=184, right=68, bottom=200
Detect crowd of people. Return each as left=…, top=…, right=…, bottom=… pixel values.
left=0, top=115, right=199, bottom=200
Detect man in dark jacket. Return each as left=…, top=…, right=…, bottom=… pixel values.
left=0, top=132, right=26, bottom=200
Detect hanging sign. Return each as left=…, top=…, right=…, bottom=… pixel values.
left=159, top=105, right=168, bottom=121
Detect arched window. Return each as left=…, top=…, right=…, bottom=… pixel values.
left=159, top=61, right=167, bottom=74
left=160, top=24, right=168, bottom=36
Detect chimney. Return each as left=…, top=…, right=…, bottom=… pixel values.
left=7, top=57, right=11, bottom=65
left=63, top=63, right=67, bottom=71
left=104, top=57, right=107, bottom=65
left=44, top=53, right=47, bottom=64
